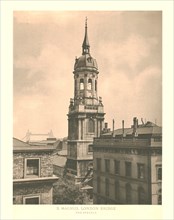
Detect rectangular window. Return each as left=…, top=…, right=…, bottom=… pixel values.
left=126, top=184, right=132, bottom=204
left=115, top=181, right=119, bottom=200
left=105, top=159, right=110, bottom=173
left=157, top=166, right=162, bottom=181
left=24, top=196, right=40, bottom=204
left=96, top=158, right=101, bottom=171
left=137, top=163, right=145, bottom=179
left=97, top=177, right=101, bottom=193
left=114, top=160, right=120, bottom=175
left=105, top=179, right=109, bottom=196
left=88, top=145, right=93, bottom=152
left=158, top=189, right=162, bottom=204
left=154, top=137, right=162, bottom=142
left=25, top=158, right=40, bottom=178
left=125, top=162, right=132, bottom=177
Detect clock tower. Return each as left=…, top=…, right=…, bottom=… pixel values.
left=66, top=19, right=105, bottom=183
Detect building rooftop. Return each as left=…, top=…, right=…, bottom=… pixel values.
left=13, top=138, right=56, bottom=152
left=102, top=121, right=162, bottom=137
left=52, top=155, right=67, bottom=167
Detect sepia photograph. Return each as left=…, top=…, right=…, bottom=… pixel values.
left=1, top=1, right=174, bottom=219
left=13, top=11, right=162, bottom=205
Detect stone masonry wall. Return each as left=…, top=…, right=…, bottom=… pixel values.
left=13, top=151, right=53, bottom=179
left=13, top=182, right=53, bottom=204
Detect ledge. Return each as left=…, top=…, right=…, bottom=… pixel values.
left=13, top=176, right=59, bottom=184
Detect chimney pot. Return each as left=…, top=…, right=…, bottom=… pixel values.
left=122, top=120, right=125, bottom=137
left=105, top=122, right=108, bottom=129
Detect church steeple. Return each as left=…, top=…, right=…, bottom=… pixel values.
left=82, top=17, right=90, bottom=55
left=66, top=19, right=105, bottom=183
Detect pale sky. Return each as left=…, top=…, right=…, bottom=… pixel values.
left=13, top=11, right=162, bottom=140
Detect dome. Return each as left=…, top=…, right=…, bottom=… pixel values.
left=74, top=54, right=98, bottom=70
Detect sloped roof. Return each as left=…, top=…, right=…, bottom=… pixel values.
left=57, top=149, right=67, bottom=156
left=52, top=155, right=67, bottom=167
left=13, top=138, right=31, bottom=148
left=74, top=54, right=98, bottom=70
left=13, top=137, right=56, bottom=152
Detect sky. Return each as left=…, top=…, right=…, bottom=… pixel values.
left=13, top=11, right=162, bottom=140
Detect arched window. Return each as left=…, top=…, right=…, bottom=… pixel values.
left=95, top=80, right=97, bottom=91
left=80, top=79, right=84, bottom=90
left=126, top=183, right=132, bottom=204
left=138, top=187, right=146, bottom=204
left=87, top=79, right=92, bottom=90
left=88, top=119, right=95, bottom=133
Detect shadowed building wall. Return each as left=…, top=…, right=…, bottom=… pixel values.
left=93, top=119, right=162, bottom=204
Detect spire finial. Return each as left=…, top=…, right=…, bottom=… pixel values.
left=85, top=17, right=88, bottom=28
left=82, top=17, right=90, bottom=55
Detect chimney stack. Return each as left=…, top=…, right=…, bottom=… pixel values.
left=133, top=117, right=138, bottom=136
left=112, top=119, right=115, bottom=132
left=104, top=122, right=108, bottom=129
left=141, top=118, right=144, bottom=125
left=122, top=120, right=125, bottom=137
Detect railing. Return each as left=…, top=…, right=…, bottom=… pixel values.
left=93, top=138, right=150, bottom=147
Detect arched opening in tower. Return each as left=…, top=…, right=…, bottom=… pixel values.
left=87, top=79, right=92, bottom=90
left=80, top=79, right=84, bottom=90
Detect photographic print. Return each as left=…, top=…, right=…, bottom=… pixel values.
left=1, top=1, right=173, bottom=219
left=13, top=10, right=162, bottom=205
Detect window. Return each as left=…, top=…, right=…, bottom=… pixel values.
left=125, top=162, right=132, bottom=177
left=126, top=184, right=132, bottom=204
left=157, top=166, right=162, bottom=181
left=24, top=196, right=40, bottom=204
left=95, top=80, right=97, bottom=91
left=137, top=163, right=145, bottom=179
left=96, top=158, right=101, bottom=171
left=158, top=195, right=162, bottom=205
left=154, top=137, right=162, bottom=142
left=158, top=189, right=162, bottom=204
left=138, top=187, right=146, bottom=204
left=74, top=79, right=77, bottom=94
left=105, top=159, right=110, bottom=173
left=87, top=79, right=92, bottom=90
left=88, top=145, right=93, bottom=152
left=25, top=158, right=40, bottom=177
left=88, top=119, right=95, bottom=133
left=115, top=181, right=119, bottom=201
left=105, top=179, right=109, bottom=196
left=87, top=57, right=92, bottom=63
left=114, top=160, right=120, bottom=175
left=97, top=177, right=101, bottom=193
left=80, top=79, right=84, bottom=90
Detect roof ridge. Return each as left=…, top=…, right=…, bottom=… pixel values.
left=13, top=137, right=31, bottom=146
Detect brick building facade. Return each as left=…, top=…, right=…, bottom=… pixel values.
left=13, top=138, right=58, bottom=204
